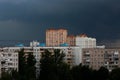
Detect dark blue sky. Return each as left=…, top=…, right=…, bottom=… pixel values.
left=0, top=0, right=120, bottom=43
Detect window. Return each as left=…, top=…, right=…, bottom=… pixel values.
left=8, top=54, right=12, bottom=56
left=10, top=59, right=12, bottom=61
left=8, top=63, right=12, bottom=65
left=101, top=51, right=103, bottom=53
left=67, top=58, right=72, bottom=60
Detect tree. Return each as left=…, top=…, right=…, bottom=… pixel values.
left=110, top=68, right=120, bottom=80
left=39, top=49, right=71, bottom=80
left=57, top=63, right=72, bottom=80
left=52, top=49, right=65, bottom=64
left=0, top=72, right=12, bottom=80
left=18, top=48, right=36, bottom=80
left=40, top=49, right=53, bottom=80
left=71, top=64, right=93, bottom=80
left=0, top=69, right=19, bottom=80
left=18, top=49, right=27, bottom=80
left=26, top=52, right=36, bottom=80
left=11, top=69, right=19, bottom=80
left=96, top=67, right=109, bottom=80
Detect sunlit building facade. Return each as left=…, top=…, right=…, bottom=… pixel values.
left=67, top=35, right=76, bottom=46
left=46, top=29, right=67, bottom=47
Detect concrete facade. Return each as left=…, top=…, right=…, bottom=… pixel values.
left=82, top=48, right=120, bottom=71
left=0, top=46, right=83, bottom=77
left=0, top=47, right=20, bottom=77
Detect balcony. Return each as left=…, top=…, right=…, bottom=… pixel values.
left=85, top=52, right=90, bottom=55
left=85, top=58, right=90, bottom=62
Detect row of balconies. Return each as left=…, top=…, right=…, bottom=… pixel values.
left=104, top=61, right=119, bottom=65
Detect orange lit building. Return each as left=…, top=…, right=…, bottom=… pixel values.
left=46, top=29, right=67, bottom=46
left=67, top=35, right=76, bottom=46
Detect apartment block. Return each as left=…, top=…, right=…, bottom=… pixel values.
left=0, top=47, right=20, bottom=77
left=22, top=46, right=83, bottom=78
left=76, top=34, right=96, bottom=48
left=67, top=35, right=76, bottom=46
left=82, top=48, right=120, bottom=71
left=46, top=29, right=67, bottom=47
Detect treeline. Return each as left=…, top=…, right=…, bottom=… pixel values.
left=1, top=49, right=120, bottom=80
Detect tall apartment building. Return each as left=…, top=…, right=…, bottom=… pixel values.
left=82, top=48, right=120, bottom=71
left=67, top=35, right=76, bottom=46
left=46, top=29, right=67, bottom=47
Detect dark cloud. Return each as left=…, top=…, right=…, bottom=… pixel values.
left=0, top=0, right=119, bottom=43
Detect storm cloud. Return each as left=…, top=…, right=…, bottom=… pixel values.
left=0, top=0, right=119, bottom=43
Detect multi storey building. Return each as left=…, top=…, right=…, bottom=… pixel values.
left=46, top=29, right=67, bottom=47
left=23, top=46, right=81, bottom=67
left=75, top=34, right=97, bottom=65
left=0, top=33, right=98, bottom=77
left=67, top=35, right=76, bottom=46
left=82, top=48, right=120, bottom=71
left=76, top=34, right=96, bottom=48
left=0, top=47, right=20, bottom=77
left=0, top=45, right=82, bottom=77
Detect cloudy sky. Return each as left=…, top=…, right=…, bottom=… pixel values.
left=0, top=0, right=120, bottom=42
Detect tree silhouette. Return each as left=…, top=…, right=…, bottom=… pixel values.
left=26, top=52, right=36, bottom=80
left=110, top=68, right=120, bottom=80
left=71, top=64, right=93, bottom=80
left=19, top=49, right=27, bottom=80
left=97, top=67, right=109, bottom=80
left=39, top=49, right=71, bottom=80
left=19, top=49, right=36, bottom=80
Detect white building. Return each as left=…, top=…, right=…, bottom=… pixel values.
left=76, top=35, right=96, bottom=48
left=0, top=47, right=20, bottom=77
left=30, top=41, right=40, bottom=47
left=75, top=35, right=97, bottom=65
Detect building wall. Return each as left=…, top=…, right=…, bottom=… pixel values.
left=67, top=35, right=76, bottom=46
left=74, top=35, right=97, bottom=65
left=82, top=48, right=120, bottom=71
left=46, top=29, right=67, bottom=47
left=0, top=47, right=20, bottom=77
left=76, top=35, right=96, bottom=48
left=23, top=46, right=83, bottom=66
left=0, top=46, right=91, bottom=77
